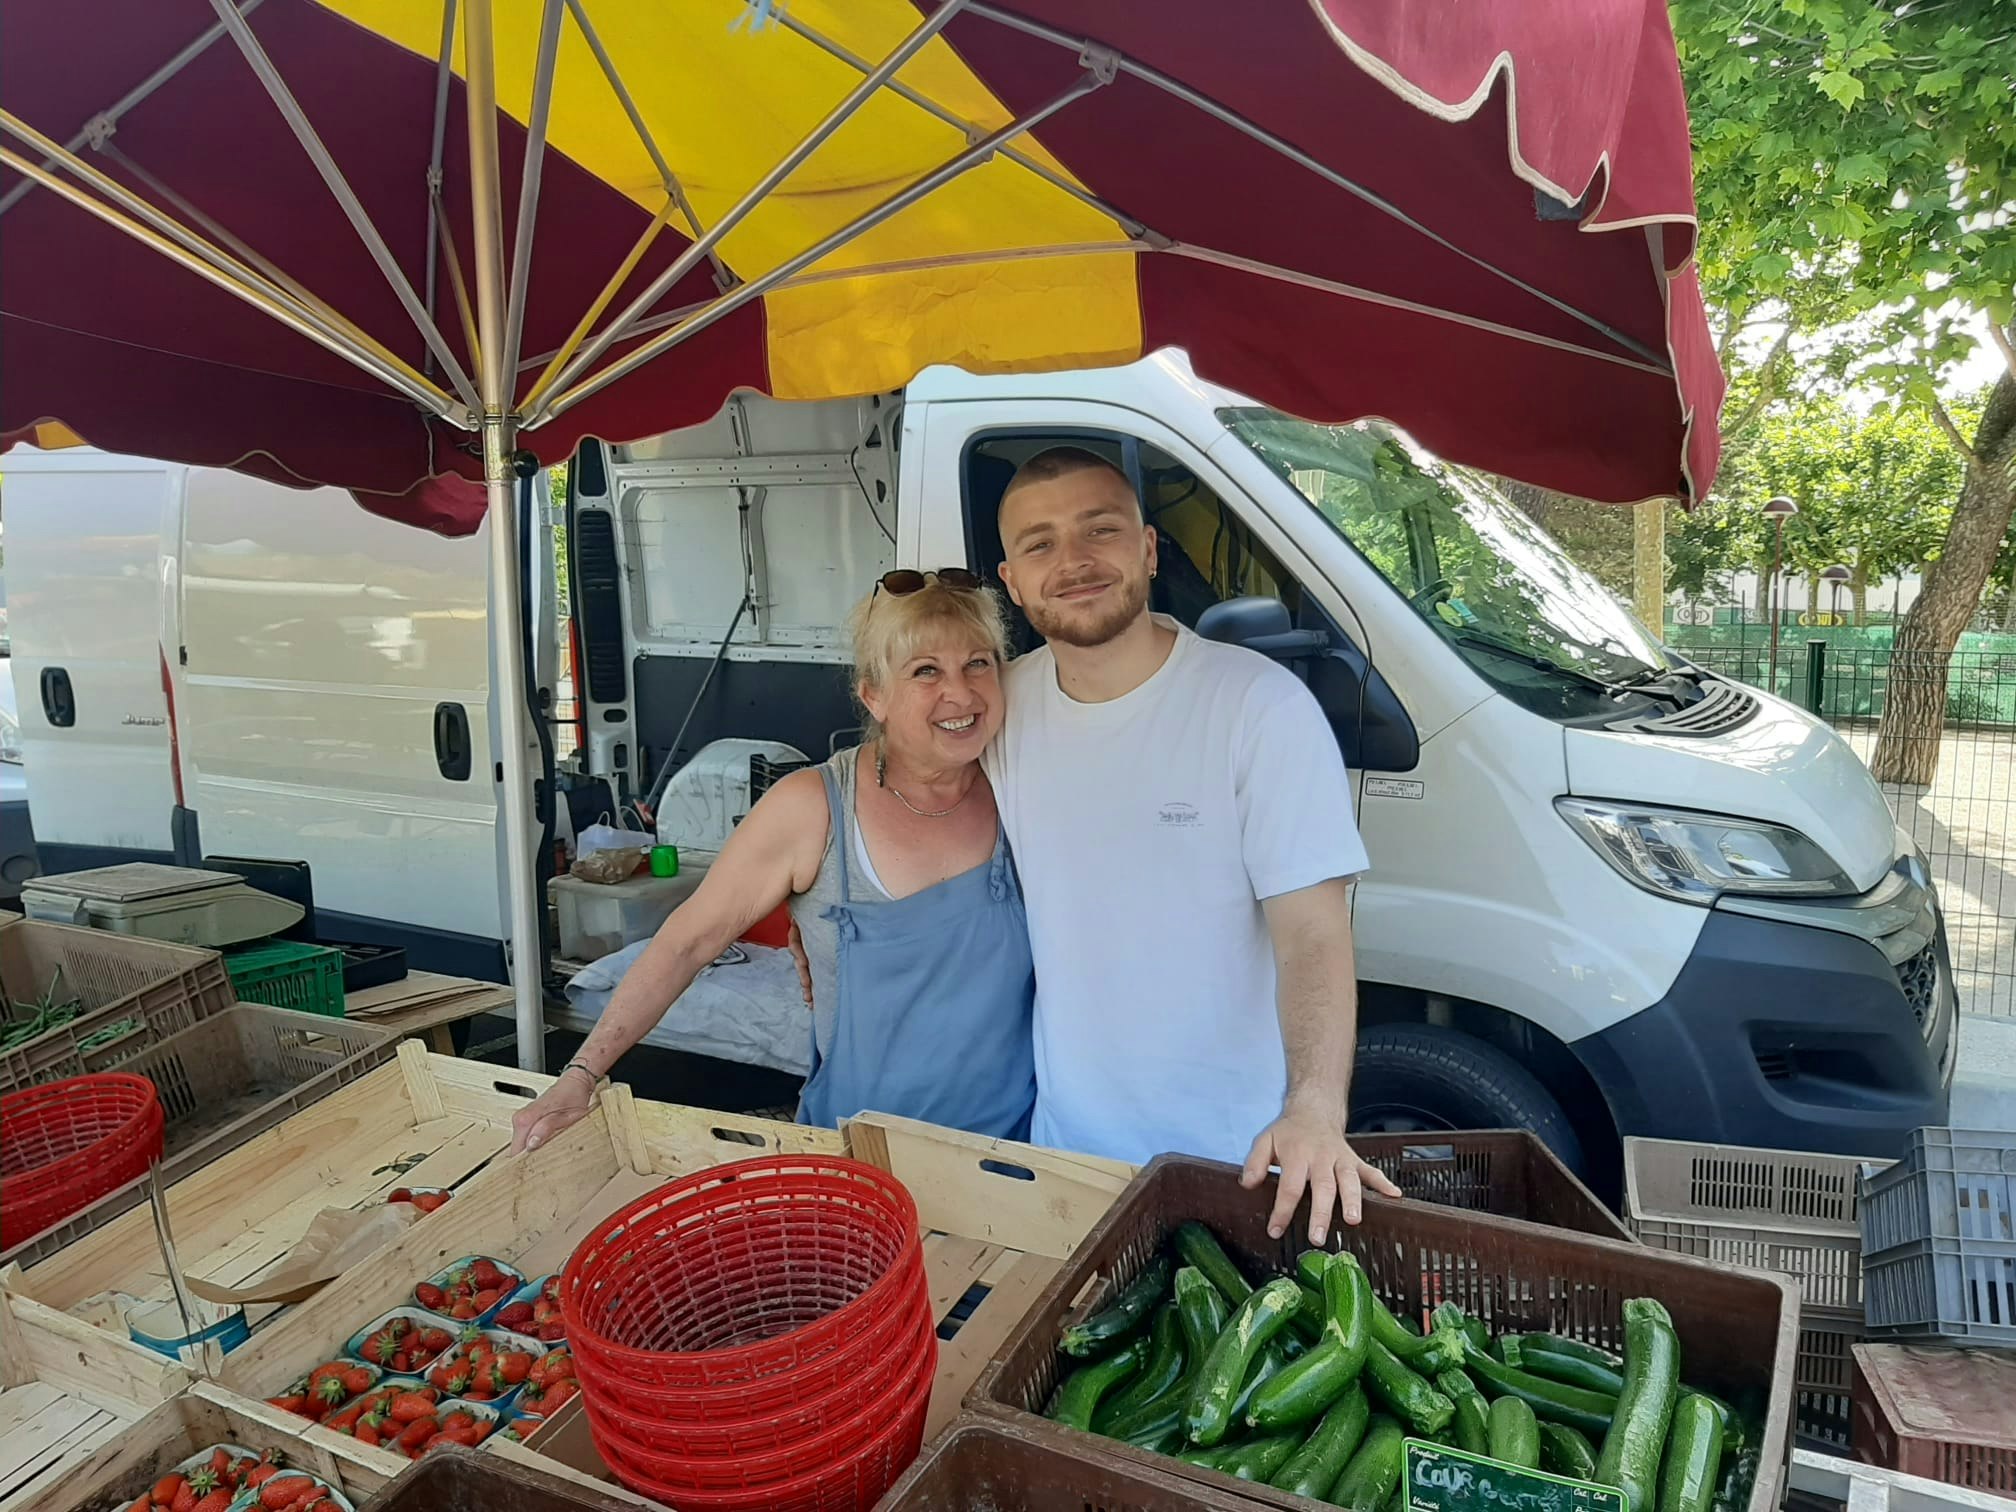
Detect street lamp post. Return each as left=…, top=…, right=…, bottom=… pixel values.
left=1764, top=495, right=1798, bottom=692
left=1823, top=563, right=1852, bottom=624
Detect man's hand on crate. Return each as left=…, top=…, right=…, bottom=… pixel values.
left=1242, top=1101, right=1401, bottom=1244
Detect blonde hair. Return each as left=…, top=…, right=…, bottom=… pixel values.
left=849, top=577, right=1011, bottom=742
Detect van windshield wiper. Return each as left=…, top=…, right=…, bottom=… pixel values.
left=1447, top=630, right=1659, bottom=702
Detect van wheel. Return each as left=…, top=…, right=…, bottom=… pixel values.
left=1348, top=1024, right=1586, bottom=1176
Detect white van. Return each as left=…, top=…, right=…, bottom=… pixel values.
left=571, top=354, right=1956, bottom=1179
left=1, top=448, right=512, bottom=979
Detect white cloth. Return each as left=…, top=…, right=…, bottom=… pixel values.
left=564, top=940, right=813, bottom=1075
left=987, top=616, right=1369, bottom=1165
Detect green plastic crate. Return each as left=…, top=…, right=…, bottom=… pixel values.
left=223, top=939, right=346, bottom=1017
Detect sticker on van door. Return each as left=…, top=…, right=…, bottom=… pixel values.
left=1363, top=777, right=1424, bottom=800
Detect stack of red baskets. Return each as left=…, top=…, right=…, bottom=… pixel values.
left=0, top=1072, right=164, bottom=1249
left=561, top=1154, right=935, bottom=1512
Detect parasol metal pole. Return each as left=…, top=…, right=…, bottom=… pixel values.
left=517, top=199, right=677, bottom=385
left=0, top=144, right=462, bottom=422
left=422, top=0, right=460, bottom=381
left=501, top=0, right=565, bottom=384
left=206, top=0, right=484, bottom=413
left=464, top=0, right=548, bottom=1074
left=530, top=0, right=974, bottom=409
left=0, top=0, right=267, bottom=219
left=540, top=60, right=1113, bottom=423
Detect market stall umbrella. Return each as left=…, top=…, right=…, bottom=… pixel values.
left=0, top=0, right=1724, bottom=1067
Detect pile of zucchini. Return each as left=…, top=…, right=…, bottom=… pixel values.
left=1044, top=1221, right=1764, bottom=1512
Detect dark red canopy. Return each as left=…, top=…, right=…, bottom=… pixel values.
left=1, top=0, right=1721, bottom=533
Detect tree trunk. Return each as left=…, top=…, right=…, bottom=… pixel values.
left=1870, top=372, right=2016, bottom=784
left=1634, top=499, right=1666, bottom=634
left=1851, top=560, right=1870, bottom=627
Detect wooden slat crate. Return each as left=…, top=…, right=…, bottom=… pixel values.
left=0, top=1290, right=189, bottom=1510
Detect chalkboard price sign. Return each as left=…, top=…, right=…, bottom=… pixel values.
left=1403, top=1439, right=1628, bottom=1512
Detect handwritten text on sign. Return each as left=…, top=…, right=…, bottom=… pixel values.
left=1404, top=1440, right=1627, bottom=1512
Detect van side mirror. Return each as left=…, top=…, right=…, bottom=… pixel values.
left=1197, top=596, right=1328, bottom=660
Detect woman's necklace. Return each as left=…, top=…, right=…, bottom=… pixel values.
left=877, top=744, right=974, bottom=819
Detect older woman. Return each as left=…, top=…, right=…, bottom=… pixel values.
left=509, top=571, right=1035, bottom=1153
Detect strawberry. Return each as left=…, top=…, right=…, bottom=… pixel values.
left=259, top=1478, right=306, bottom=1510
left=415, top=1191, right=450, bottom=1213
left=391, top=1351, right=414, bottom=1374
left=189, top=1494, right=232, bottom=1512
left=536, top=1318, right=566, bottom=1342
left=306, top=1361, right=346, bottom=1386
left=494, top=1302, right=533, bottom=1330
left=185, top=1469, right=221, bottom=1499
left=308, top=1375, right=348, bottom=1417
left=471, top=1288, right=501, bottom=1312
left=540, top=1275, right=560, bottom=1303
left=353, top=1420, right=382, bottom=1449
left=153, top=1475, right=186, bottom=1504
left=341, top=1365, right=373, bottom=1396
left=388, top=1187, right=412, bottom=1202
left=126, top=1497, right=151, bottom=1512
left=265, top=1393, right=306, bottom=1416
left=208, top=1449, right=232, bottom=1478
left=170, top=1485, right=197, bottom=1512
left=362, top=1331, right=399, bottom=1367
left=414, top=1281, right=447, bottom=1311
left=449, top=1298, right=478, bottom=1320
left=493, top=1350, right=533, bottom=1385
left=420, top=1326, right=454, bottom=1353
left=246, top=1458, right=283, bottom=1487
left=540, top=1378, right=579, bottom=1411
left=471, top=1259, right=506, bottom=1290
left=397, top=1417, right=438, bottom=1452
left=388, top=1390, right=438, bottom=1423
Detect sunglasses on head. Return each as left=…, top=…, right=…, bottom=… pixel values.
left=874, top=568, right=983, bottom=597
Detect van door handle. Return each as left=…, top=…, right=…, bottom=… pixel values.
left=434, top=702, right=472, bottom=781
left=40, top=667, right=75, bottom=728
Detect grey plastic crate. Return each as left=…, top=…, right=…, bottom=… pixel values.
left=1625, top=1136, right=1887, bottom=1315
left=1857, top=1129, right=2015, bottom=1344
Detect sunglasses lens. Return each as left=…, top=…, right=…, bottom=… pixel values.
left=937, top=568, right=982, bottom=590
left=880, top=570, right=927, bottom=596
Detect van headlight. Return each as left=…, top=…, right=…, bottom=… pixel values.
left=1556, top=798, right=1853, bottom=904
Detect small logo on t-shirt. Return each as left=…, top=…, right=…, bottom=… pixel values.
left=1158, top=802, right=1201, bottom=828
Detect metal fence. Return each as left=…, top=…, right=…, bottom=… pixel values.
left=1667, top=615, right=2016, bottom=1019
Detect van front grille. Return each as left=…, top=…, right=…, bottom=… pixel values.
left=1897, top=943, right=1940, bottom=1038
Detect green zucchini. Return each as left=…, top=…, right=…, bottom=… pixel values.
left=1095, top=1303, right=1185, bottom=1429
left=1231, top=1342, right=1290, bottom=1422
left=1488, top=1396, right=1541, bottom=1469
left=1539, top=1423, right=1600, bottom=1481
left=1270, top=1385, right=1372, bottom=1496
left=1451, top=1391, right=1490, bottom=1455
left=1507, top=1333, right=1624, bottom=1371
left=1047, top=1338, right=1146, bottom=1430
left=1658, top=1394, right=1727, bottom=1512
left=1711, top=1445, right=1760, bottom=1512
left=1594, top=1299, right=1682, bottom=1512
left=1103, top=1271, right=1225, bottom=1444
left=1508, top=1339, right=1626, bottom=1397
left=1174, top=1222, right=1253, bottom=1309
left=1431, top=1302, right=1490, bottom=1359
left=1108, top=1393, right=1186, bottom=1449
left=1062, top=1256, right=1171, bottom=1358
left=1186, top=1276, right=1303, bottom=1446
left=1177, top=1433, right=1302, bottom=1482
left=1364, top=1340, right=1455, bottom=1436
left=1247, top=1251, right=1374, bottom=1430
left=1330, top=1414, right=1408, bottom=1512
left=1463, top=1342, right=1617, bottom=1438
left=1436, top=1368, right=1484, bottom=1406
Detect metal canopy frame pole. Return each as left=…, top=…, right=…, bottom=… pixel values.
left=539, top=58, right=1113, bottom=423
left=0, top=0, right=267, bottom=219
left=526, top=0, right=972, bottom=411
left=501, top=0, right=564, bottom=386
left=962, top=0, right=1670, bottom=371
left=462, top=0, right=548, bottom=1074
left=0, top=136, right=460, bottom=419
left=206, top=0, right=485, bottom=411
left=422, top=0, right=460, bottom=380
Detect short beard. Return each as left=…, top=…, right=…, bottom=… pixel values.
left=1024, top=569, right=1151, bottom=649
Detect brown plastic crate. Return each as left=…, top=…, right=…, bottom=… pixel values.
left=358, top=1443, right=649, bottom=1510
left=1850, top=1343, right=2016, bottom=1496
left=0, top=1004, right=393, bottom=1265
left=0, top=918, right=235, bottom=1093
left=1795, top=1313, right=1867, bottom=1454
left=969, top=1154, right=1799, bottom=1512
left=1351, top=1129, right=1631, bottom=1241
left=876, top=1418, right=1277, bottom=1511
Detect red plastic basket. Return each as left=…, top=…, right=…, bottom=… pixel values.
left=593, top=1307, right=936, bottom=1468
left=581, top=1261, right=932, bottom=1432
left=0, top=1072, right=162, bottom=1248
left=596, top=1349, right=933, bottom=1512
left=561, top=1155, right=922, bottom=1389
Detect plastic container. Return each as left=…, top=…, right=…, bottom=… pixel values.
left=877, top=1418, right=1281, bottom=1512
left=1851, top=1342, right=2016, bottom=1494
left=969, top=1152, right=1801, bottom=1512
left=415, top=1253, right=527, bottom=1325
left=336, top=1442, right=644, bottom=1511
left=495, top=1271, right=564, bottom=1341
left=425, top=1326, right=550, bottom=1409
left=224, top=938, right=348, bottom=1017
left=343, top=1306, right=463, bottom=1375
left=1625, top=1136, right=1881, bottom=1315
left=550, top=865, right=710, bottom=962
left=253, top=1470, right=358, bottom=1511
left=1, top=1003, right=394, bottom=1267
left=0, top=1071, right=163, bottom=1247
left=336, top=941, right=406, bottom=993
left=20, top=862, right=304, bottom=946
left=1859, top=1129, right=2016, bottom=1345
left=126, top=1295, right=251, bottom=1364
left=0, top=917, right=234, bottom=1094
left=1352, top=1128, right=1631, bottom=1240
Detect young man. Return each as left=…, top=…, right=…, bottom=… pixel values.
left=989, top=446, right=1398, bottom=1244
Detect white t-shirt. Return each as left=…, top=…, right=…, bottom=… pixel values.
left=986, top=616, right=1370, bottom=1165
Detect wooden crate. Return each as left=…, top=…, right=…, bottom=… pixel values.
left=0, top=1289, right=189, bottom=1510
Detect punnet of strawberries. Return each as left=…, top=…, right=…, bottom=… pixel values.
left=427, top=1333, right=539, bottom=1403
left=512, top=1348, right=578, bottom=1418
left=414, top=1255, right=519, bottom=1321
left=492, top=1273, right=565, bottom=1343
left=356, top=1315, right=457, bottom=1374
left=265, top=1360, right=377, bottom=1423
left=123, top=1448, right=331, bottom=1512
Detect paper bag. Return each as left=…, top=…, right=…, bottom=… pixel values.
left=185, top=1201, right=424, bottom=1306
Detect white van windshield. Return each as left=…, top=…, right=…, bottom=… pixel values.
left=1220, top=409, right=1669, bottom=698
